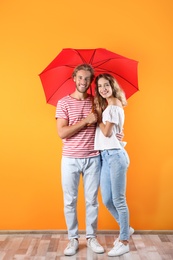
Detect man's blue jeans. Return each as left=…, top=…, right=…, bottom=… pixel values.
left=61, top=155, right=101, bottom=239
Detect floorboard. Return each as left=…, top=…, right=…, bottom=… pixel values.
left=0, top=233, right=173, bottom=259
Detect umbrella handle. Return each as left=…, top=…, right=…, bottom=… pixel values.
left=91, top=96, right=95, bottom=112
left=87, top=96, right=96, bottom=126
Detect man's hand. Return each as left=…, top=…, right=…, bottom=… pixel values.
left=116, top=132, right=124, bottom=141
left=85, top=112, right=98, bottom=125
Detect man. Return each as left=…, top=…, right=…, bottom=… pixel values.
left=55, top=64, right=104, bottom=256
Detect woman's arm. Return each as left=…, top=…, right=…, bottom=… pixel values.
left=98, top=121, right=114, bottom=137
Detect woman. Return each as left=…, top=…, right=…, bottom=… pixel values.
left=94, top=73, right=134, bottom=257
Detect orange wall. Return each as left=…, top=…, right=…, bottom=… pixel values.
left=0, top=0, right=173, bottom=231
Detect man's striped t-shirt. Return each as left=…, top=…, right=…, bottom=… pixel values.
left=55, top=95, right=99, bottom=158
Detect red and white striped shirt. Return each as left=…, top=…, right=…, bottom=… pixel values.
left=55, top=95, right=99, bottom=158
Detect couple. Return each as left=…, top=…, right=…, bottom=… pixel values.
left=55, top=64, right=134, bottom=257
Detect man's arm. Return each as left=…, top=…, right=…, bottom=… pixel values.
left=57, top=112, right=98, bottom=139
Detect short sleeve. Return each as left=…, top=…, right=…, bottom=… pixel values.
left=55, top=99, right=68, bottom=120
left=103, top=106, right=120, bottom=125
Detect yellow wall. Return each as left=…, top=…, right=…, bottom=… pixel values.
left=1, top=0, right=173, bottom=231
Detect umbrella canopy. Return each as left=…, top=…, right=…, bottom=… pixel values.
left=39, top=48, right=139, bottom=106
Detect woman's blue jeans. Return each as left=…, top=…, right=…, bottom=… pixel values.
left=100, top=149, right=130, bottom=240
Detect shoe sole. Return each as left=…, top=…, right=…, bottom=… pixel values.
left=87, top=246, right=104, bottom=254
left=108, top=249, right=129, bottom=257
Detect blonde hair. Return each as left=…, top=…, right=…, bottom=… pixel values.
left=95, top=73, right=127, bottom=111
left=72, top=64, right=95, bottom=83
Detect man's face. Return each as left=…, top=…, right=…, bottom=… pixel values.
left=74, top=70, right=92, bottom=93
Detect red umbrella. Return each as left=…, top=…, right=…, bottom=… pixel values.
left=39, top=48, right=139, bottom=106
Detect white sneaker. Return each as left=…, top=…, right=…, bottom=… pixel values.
left=108, top=241, right=129, bottom=257
left=87, top=237, right=104, bottom=253
left=64, top=239, right=79, bottom=256
left=114, top=226, right=134, bottom=245
left=129, top=226, right=135, bottom=236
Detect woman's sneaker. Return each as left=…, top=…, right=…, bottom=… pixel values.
left=108, top=241, right=129, bottom=257
left=64, top=238, right=79, bottom=256
left=113, top=227, right=134, bottom=245
left=129, top=226, right=135, bottom=236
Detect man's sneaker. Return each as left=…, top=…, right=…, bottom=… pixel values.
left=87, top=237, right=104, bottom=253
left=108, top=241, right=129, bottom=257
left=64, top=239, right=79, bottom=256
left=113, top=226, right=134, bottom=245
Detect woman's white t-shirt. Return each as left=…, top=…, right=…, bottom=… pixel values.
left=94, top=105, right=126, bottom=150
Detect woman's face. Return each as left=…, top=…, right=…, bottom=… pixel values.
left=97, top=77, right=113, bottom=99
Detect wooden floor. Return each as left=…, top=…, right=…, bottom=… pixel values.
left=0, top=232, right=173, bottom=260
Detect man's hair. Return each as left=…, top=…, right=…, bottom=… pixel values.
left=72, top=64, right=95, bottom=82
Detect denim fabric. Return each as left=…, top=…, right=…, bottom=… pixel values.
left=61, top=155, right=101, bottom=239
left=100, top=149, right=130, bottom=240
